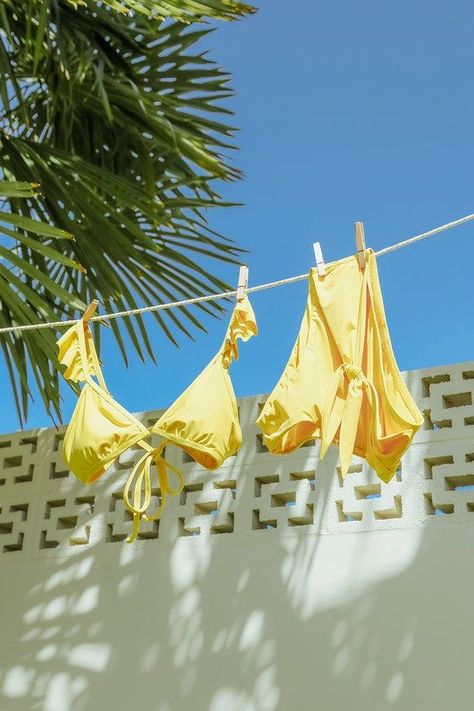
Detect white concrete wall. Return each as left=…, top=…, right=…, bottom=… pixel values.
left=1, top=360, right=474, bottom=711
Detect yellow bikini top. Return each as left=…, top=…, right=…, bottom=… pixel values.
left=57, top=296, right=257, bottom=541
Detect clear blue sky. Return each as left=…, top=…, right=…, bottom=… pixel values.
left=2, top=0, right=474, bottom=433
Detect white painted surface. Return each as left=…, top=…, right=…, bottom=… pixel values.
left=1, top=361, right=474, bottom=710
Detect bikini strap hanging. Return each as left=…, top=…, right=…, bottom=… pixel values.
left=219, top=265, right=258, bottom=369
left=57, top=301, right=108, bottom=390
left=319, top=251, right=379, bottom=476
left=77, top=302, right=108, bottom=391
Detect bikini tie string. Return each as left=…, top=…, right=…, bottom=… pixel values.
left=123, top=441, right=184, bottom=543
left=343, top=363, right=363, bottom=381
left=319, top=361, right=378, bottom=478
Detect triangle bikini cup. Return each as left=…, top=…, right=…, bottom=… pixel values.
left=57, top=296, right=258, bottom=542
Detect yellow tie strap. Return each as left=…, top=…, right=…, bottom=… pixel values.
left=343, top=363, right=363, bottom=382
left=320, top=361, right=379, bottom=478
left=123, top=441, right=184, bottom=543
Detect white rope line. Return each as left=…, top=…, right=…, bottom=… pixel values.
left=374, top=213, right=474, bottom=257
left=1, top=212, right=473, bottom=336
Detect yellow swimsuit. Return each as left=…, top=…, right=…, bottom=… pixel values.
left=57, top=296, right=257, bottom=541
left=256, top=250, right=423, bottom=482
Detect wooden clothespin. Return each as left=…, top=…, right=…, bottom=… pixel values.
left=82, top=299, right=111, bottom=328
left=313, top=241, right=326, bottom=277
left=236, top=265, right=249, bottom=301
left=82, top=300, right=99, bottom=323
left=354, top=221, right=367, bottom=269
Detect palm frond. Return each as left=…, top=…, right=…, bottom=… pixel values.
left=0, top=2, right=249, bottom=423
left=67, top=0, right=255, bottom=21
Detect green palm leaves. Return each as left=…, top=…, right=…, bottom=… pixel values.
left=0, top=0, right=254, bottom=425
left=66, top=0, right=255, bottom=21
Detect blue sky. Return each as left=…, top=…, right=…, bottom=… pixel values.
left=1, top=0, right=474, bottom=433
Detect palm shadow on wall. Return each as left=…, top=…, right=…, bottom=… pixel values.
left=1, top=409, right=471, bottom=711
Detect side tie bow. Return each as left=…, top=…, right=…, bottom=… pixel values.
left=319, top=361, right=378, bottom=478
left=123, top=440, right=184, bottom=543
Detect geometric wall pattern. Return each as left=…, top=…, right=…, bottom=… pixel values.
left=1, top=360, right=473, bottom=558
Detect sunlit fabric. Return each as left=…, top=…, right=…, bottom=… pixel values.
left=257, top=250, right=423, bottom=482
left=57, top=296, right=257, bottom=541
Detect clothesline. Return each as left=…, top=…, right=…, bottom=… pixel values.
left=0, top=212, right=473, bottom=335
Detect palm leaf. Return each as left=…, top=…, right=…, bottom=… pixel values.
left=66, top=0, right=255, bottom=21
left=0, top=2, right=249, bottom=423
left=0, top=180, right=88, bottom=423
